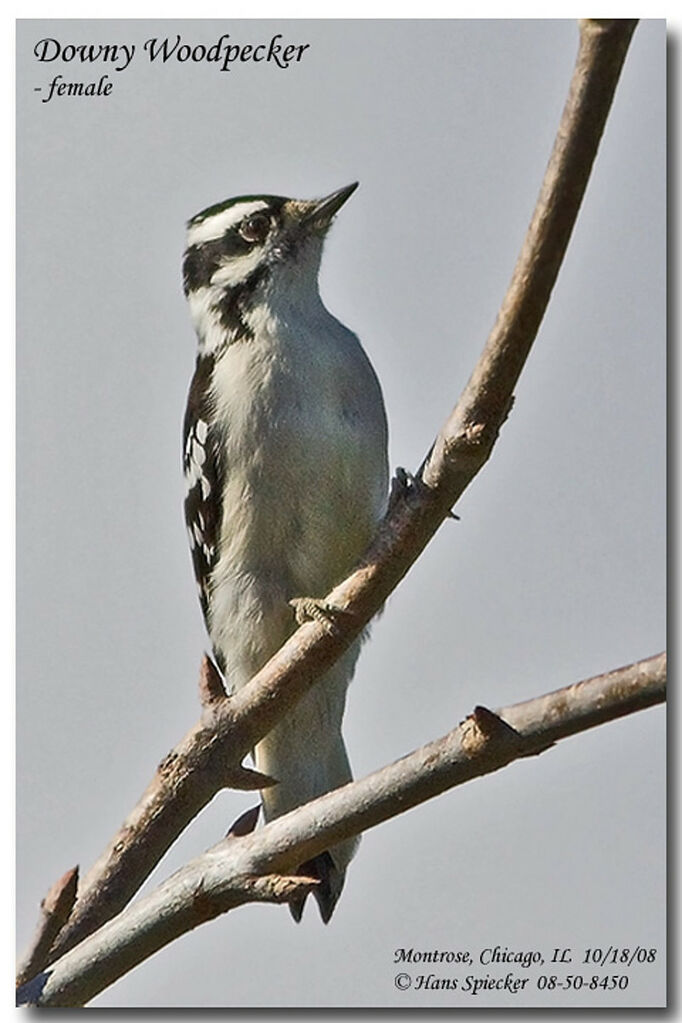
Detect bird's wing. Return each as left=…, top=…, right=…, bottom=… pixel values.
left=183, top=355, right=223, bottom=624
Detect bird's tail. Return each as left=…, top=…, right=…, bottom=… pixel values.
left=287, top=851, right=350, bottom=924
left=253, top=653, right=359, bottom=922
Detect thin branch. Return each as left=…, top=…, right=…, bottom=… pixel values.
left=423, top=18, right=639, bottom=495
left=33, top=18, right=638, bottom=970
left=15, top=867, right=78, bottom=988
left=17, top=651, right=665, bottom=1008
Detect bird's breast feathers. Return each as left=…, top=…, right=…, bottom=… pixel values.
left=184, top=305, right=387, bottom=670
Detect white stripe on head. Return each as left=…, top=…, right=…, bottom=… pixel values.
left=210, top=248, right=265, bottom=288
left=187, top=286, right=227, bottom=355
left=187, top=200, right=269, bottom=247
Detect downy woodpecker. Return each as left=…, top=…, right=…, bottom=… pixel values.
left=182, top=184, right=388, bottom=921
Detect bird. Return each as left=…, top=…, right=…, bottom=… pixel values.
left=181, top=183, right=389, bottom=921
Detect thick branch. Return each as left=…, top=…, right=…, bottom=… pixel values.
left=38, top=19, right=638, bottom=969
left=18, top=652, right=665, bottom=1008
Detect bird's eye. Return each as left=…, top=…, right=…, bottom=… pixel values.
left=239, top=212, right=270, bottom=244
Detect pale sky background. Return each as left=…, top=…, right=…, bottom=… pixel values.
left=16, top=19, right=665, bottom=1009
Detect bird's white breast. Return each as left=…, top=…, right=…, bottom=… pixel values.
left=206, top=298, right=387, bottom=687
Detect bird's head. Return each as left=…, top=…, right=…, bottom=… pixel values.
left=182, top=184, right=358, bottom=325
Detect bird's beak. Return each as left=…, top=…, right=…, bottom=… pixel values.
left=297, top=183, right=359, bottom=231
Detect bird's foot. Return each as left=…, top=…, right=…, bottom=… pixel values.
left=388, top=466, right=460, bottom=520
left=289, top=596, right=346, bottom=636
left=388, top=466, right=421, bottom=511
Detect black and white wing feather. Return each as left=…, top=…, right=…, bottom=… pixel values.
left=183, top=355, right=223, bottom=625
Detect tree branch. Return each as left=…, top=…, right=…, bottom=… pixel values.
left=15, top=868, right=78, bottom=989
left=17, top=652, right=665, bottom=1008
left=422, top=18, right=638, bottom=494
left=26, top=18, right=639, bottom=973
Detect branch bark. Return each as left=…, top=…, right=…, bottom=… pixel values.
left=17, top=652, right=665, bottom=1008
left=15, top=868, right=78, bottom=989
left=24, top=17, right=639, bottom=976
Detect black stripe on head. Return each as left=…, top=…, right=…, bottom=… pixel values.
left=216, top=264, right=270, bottom=342
left=183, top=233, right=254, bottom=295
left=188, top=193, right=287, bottom=227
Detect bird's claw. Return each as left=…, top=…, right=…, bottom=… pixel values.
left=389, top=466, right=460, bottom=520
left=387, top=466, right=421, bottom=512
left=289, top=597, right=344, bottom=636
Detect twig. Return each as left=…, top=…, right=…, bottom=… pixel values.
left=29, top=18, right=639, bottom=973
left=17, top=651, right=664, bottom=1008
left=15, top=867, right=78, bottom=988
